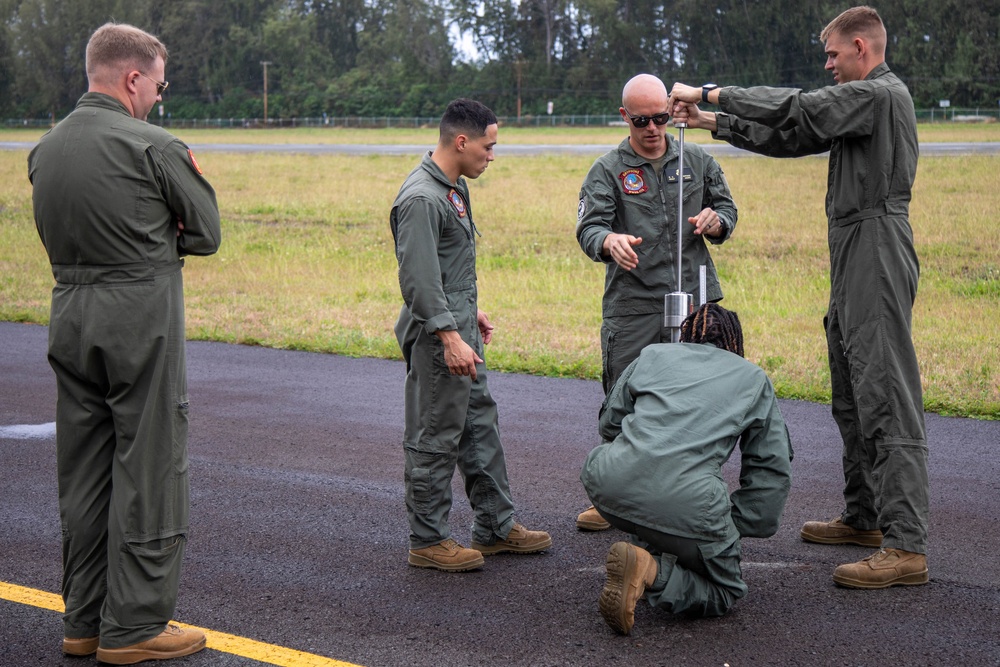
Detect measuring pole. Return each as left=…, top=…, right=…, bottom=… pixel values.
left=664, top=120, right=694, bottom=342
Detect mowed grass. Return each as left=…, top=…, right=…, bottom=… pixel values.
left=1, top=130, right=997, bottom=418
left=1, top=120, right=998, bottom=145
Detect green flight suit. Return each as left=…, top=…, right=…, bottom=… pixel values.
left=391, top=153, right=516, bottom=550
left=581, top=343, right=793, bottom=617
left=28, top=93, right=221, bottom=647
left=577, top=137, right=738, bottom=393
left=713, top=62, right=929, bottom=553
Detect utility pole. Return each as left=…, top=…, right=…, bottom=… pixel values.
left=260, top=61, right=272, bottom=126
left=515, top=60, right=524, bottom=123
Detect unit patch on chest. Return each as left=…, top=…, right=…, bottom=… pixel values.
left=619, top=169, right=648, bottom=195
left=447, top=189, right=467, bottom=217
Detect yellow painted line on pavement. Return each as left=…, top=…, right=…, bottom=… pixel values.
left=0, top=581, right=364, bottom=667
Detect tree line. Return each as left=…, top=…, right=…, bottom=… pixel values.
left=2, top=0, right=998, bottom=121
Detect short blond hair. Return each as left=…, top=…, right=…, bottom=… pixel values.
left=85, top=22, right=167, bottom=80
left=820, top=6, right=886, bottom=54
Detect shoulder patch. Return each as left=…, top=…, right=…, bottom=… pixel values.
left=187, top=149, right=203, bottom=175
left=619, top=169, right=648, bottom=195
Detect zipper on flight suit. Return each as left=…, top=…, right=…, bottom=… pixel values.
left=656, top=164, right=678, bottom=292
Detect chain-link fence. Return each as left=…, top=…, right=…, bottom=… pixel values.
left=5, top=109, right=998, bottom=129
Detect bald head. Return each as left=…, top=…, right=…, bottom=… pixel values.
left=622, top=74, right=668, bottom=109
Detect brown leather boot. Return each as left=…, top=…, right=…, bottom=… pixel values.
left=833, top=548, right=929, bottom=589
left=408, top=538, right=485, bottom=572
left=62, top=636, right=99, bottom=656
left=598, top=542, right=658, bottom=635
left=801, top=517, right=883, bottom=547
left=95, top=625, right=206, bottom=665
left=472, top=523, right=552, bottom=555
left=577, top=505, right=611, bottom=531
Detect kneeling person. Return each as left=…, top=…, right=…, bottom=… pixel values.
left=581, top=304, right=793, bottom=632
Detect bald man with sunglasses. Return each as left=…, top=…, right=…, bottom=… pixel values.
left=574, top=74, right=738, bottom=531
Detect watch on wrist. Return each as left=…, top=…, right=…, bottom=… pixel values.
left=701, top=83, right=719, bottom=104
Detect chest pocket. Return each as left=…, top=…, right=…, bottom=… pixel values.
left=666, top=166, right=703, bottom=206
left=615, top=168, right=658, bottom=236
left=438, top=199, right=477, bottom=290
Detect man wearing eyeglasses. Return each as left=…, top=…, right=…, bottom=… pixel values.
left=28, top=22, right=220, bottom=664
left=575, top=73, right=738, bottom=531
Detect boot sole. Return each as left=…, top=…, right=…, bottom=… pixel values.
left=833, top=570, right=929, bottom=589
left=576, top=519, right=612, bottom=531
left=407, top=553, right=484, bottom=572
left=598, top=542, right=637, bottom=635
left=95, top=636, right=206, bottom=665
left=63, top=637, right=99, bottom=656
left=471, top=535, right=553, bottom=555
left=800, top=529, right=882, bottom=548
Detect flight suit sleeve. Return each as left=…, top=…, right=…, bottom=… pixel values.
left=714, top=84, right=874, bottom=158
left=703, top=156, right=737, bottom=245
left=598, top=357, right=639, bottom=442
left=729, top=379, right=793, bottom=539
left=392, top=196, right=457, bottom=335
left=576, top=162, right=616, bottom=263
left=154, top=140, right=222, bottom=256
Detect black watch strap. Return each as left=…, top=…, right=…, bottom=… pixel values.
left=702, top=84, right=719, bottom=104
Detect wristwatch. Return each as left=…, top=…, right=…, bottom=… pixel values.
left=701, top=83, right=719, bottom=104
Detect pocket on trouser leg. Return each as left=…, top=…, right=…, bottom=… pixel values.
left=601, top=325, right=619, bottom=395
left=407, top=466, right=433, bottom=515
left=115, top=536, right=186, bottom=627
left=172, top=396, right=190, bottom=475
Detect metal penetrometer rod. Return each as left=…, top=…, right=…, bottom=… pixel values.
left=664, top=120, right=694, bottom=343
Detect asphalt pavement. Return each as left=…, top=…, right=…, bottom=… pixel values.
left=2, top=321, right=999, bottom=666
left=3, top=140, right=1000, bottom=157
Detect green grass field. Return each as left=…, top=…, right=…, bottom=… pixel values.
left=1, top=125, right=997, bottom=418
left=2, top=121, right=999, bottom=145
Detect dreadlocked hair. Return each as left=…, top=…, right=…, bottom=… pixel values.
left=679, top=303, right=744, bottom=358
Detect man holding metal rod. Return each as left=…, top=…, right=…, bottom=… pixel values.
left=668, top=5, right=929, bottom=590
left=575, top=73, right=738, bottom=531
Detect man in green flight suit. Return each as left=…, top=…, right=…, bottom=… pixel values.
left=28, top=22, right=221, bottom=664
left=582, top=304, right=793, bottom=634
left=669, top=5, right=929, bottom=589
left=574, top=73, right=738, bottom=532
left=391, top=98, right=551, bottom=572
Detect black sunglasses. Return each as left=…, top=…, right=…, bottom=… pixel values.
left=622, top=106, right=670, bottom=128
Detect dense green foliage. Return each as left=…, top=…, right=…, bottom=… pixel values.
left=2, top=0, right=998, bottom=120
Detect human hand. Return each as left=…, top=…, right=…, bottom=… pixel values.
left=667, top=83, right=702, bottom=105
left=477, top=309, right=494, bottom=345
left=690, top=208, right=725, bottom=238
left=437, top=329, right=483, bottom=380
left=602, top=233, right=643, bottom=271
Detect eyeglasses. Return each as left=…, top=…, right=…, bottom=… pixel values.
left=622, top=106, right=670, bottom=128
left=138, top=71, right=169, bottom=95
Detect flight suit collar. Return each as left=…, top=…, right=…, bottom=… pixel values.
left=75, top=92, right=132, bottom=117
left=865, top=61, right=891, bottom=82
left=617, top=135, right=677, bottom=169
left=419, top=151, right=466, bottom=193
